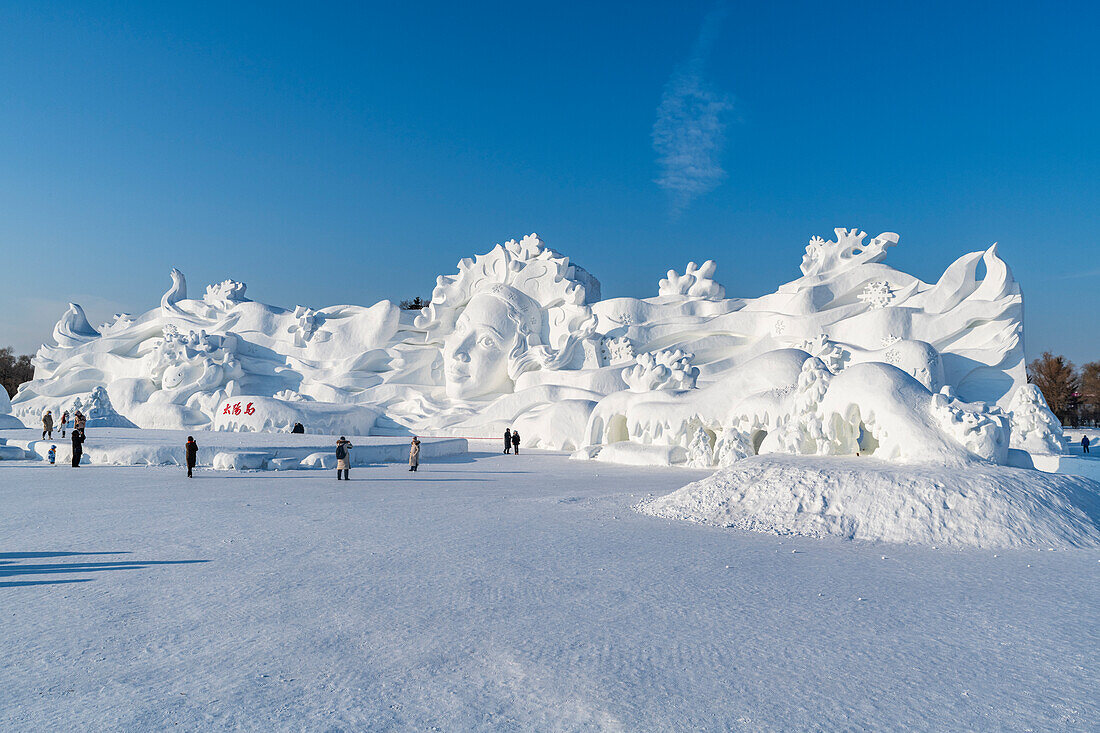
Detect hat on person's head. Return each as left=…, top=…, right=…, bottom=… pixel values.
left=339, top=436, right=345, bottom=440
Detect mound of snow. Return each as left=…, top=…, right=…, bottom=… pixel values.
left=638, top=455, right=1100, bottom=549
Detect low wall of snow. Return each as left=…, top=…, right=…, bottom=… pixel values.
left=0, top=428, right=467, bottom=470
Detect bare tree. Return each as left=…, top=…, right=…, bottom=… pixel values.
left=0, top=347, right=35, bottom=398
left=1027, top=352, right=1079, bottom=424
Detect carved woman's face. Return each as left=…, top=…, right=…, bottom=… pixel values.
left=442, top=294, right=518, bottom=400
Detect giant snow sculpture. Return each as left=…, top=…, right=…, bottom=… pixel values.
left=10, top=228, right=1060, bottom=467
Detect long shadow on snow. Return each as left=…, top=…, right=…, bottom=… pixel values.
left=1, top=553, right=208, bottom=588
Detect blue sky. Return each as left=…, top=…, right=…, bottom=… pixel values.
left=2, top=1, right=1097, bottom=365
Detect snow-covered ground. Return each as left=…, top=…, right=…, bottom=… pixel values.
left=2, top=450, right=1098, bottom=730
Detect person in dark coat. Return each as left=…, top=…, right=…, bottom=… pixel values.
left=291, top=422, right=305, bottom=434
left=42, top=411, right=54, bottom=440
left=71, top=428, right=85, bottom=467
left=511, top=430, right=521, bottom=455
left=1084, top=435, right=1091, bottom=454
left=185, top=436, right=198, bottom=478
left=504, top=428, right=512, bottom=454
left=335, top=437, right=353, bottom=480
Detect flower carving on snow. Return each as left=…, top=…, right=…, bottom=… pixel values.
left=883, top=348, right=901, bottom=365
left=929, top=389, right=1010, bottom=463
left=773, top=319, right=786, bottom=336
left=800, top=228, right=899, bottom=277
left=880, top=334, right=901, bottom=347
left=623, top=349, right=699, bottom=392
left=857, top=280, right=894, bottom=309
left=288, top=305, right=322, bottom=347
left=658, top=260, right=726, bottom=299
left=203, top=280, right=250, bottom=308
left=599, top=336, right=636, bottom=365
left=797, top=333, right=848, bottom=373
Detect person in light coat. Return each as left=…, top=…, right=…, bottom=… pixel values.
left=409, top=437, right=421, bottom=471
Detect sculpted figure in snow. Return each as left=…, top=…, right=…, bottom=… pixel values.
left=416, top=234, right=600, bottom=401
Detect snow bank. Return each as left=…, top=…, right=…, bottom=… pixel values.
left=0, top=427, right=467, bottom=470
left=638, top=455, right=1100, bottom=549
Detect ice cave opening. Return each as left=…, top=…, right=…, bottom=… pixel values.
left=607, top=415, right=629, bottom=444
left=751, top=429, right=768, bottom=455
left=857, top=423, right=879, bottom=456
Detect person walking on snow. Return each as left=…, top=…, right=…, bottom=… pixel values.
left=504, top=428, right=512, bottom=454
left=409, top=437, right=421, bottom=471
left=47, top=445, right=56, bottom=464
left=71, top=428, right=85, bottom=467
left=60, top=410, right=69, bottom=438
left=1084, top=435, right=1091, bottom=454
left=511, top=429, right=521, bottom=455
left=42, top=410, right=54, bottom=440
left=335, top=436, right=352, bottom=480
left=185, top=436, right=198, bottom=478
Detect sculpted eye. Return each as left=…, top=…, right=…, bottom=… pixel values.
left=478, top=336, right=496, bottom=349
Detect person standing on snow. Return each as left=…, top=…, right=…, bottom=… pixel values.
left=42, top=410, right=54, bottom=440
left=185, top=436, right=198, bottom=478
left=60, top=410, right=69, bottom=438
left=409, top=437, right=421, bottom=471
left=511, top=429, right=521, bottom=455
left=1084, top=435, right=1091, bottom=454
left=71, top=428, right=85, bottom=467
left=504, top=428, right=512, bottom=454
left=47, top=445, right=56, bottom=465
left=335, top=436, right=353, bottom=480
left=74, top=410, right=87, bottom=433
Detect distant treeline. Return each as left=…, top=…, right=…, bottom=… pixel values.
left=1028, top=352, right=1100, bottom=428
left=0, top=347, right=34, bottom=398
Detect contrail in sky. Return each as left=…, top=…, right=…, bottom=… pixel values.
left=652, top=5, right=732, bottom=216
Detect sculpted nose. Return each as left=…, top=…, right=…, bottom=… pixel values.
left=453, top=350, right=470, bottom=363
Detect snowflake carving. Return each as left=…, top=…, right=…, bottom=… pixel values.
left=883, top=348, right=901, bottom=365
left=857, top=281, right=894, bottom=309
left=773, top=320, right=786, bottom=335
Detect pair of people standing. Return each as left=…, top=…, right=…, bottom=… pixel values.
left=503, top=428, right=521, bottom=455
left=333, top=436, right=422, bottom=479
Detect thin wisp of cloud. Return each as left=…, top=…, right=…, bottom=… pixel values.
left=652, top=5, right=732, bottom=216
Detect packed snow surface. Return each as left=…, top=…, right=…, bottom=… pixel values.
left=639, top=455, right=1100, bottom=549
left=2, top=450, right=1098, bottom=729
